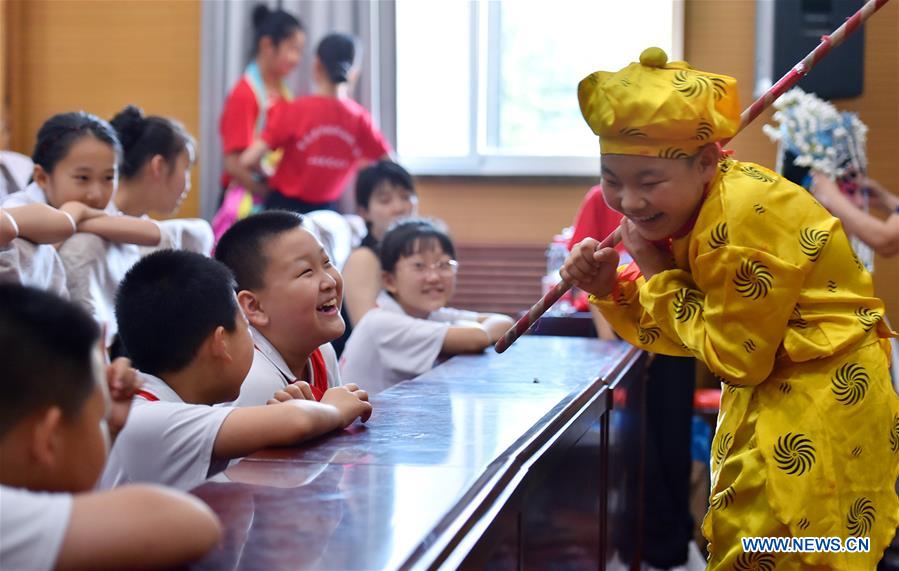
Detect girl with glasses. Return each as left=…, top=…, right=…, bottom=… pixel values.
left=340, top=218, right=513, bottom=395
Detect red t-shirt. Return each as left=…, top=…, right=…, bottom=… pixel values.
left=218, top=77, right=288, bottom=188
left=262, top=96, right=391, bottom=204
left=568, top=185, right=625, bottom=251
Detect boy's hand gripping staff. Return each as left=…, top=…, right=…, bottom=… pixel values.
left=494, top=228, right=621, bottom=354
left=494, top=0, right=891, bottom=354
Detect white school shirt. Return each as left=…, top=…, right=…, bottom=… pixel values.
left=58, top=233, right=141, bottom=347
left=231, top=327, right=342, bottom=407
left=141, top=218, right=215, bottom=257
left=0, top=151, right=33, bottom=199
left=0, top=485, right=72, bottom=571
left=0, top=240, right=69, bottom=298
left=339, top=291, right=479, bottom=396
left=59, top=210, right=212, bottom=346
left=0, top=181, right=47, bottom=207
left=100, top=372, right=235, bottom=491
left=1, top=183, right=70, bottom=297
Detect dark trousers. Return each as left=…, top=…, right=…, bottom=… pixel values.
left=642, top=355, right=696, bottom=568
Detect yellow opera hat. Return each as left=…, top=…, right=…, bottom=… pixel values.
left=578, top=47, right=741, bottom=158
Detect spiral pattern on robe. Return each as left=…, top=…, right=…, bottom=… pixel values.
left=708, top=222, right=728, bottom=249
left=733, top=260, right=773, bottom=300
left=734, top=552, right=776, bottom=571
left=773, top=433, right=816, bottom=476
left=890, top=414, right=899, bottom=454
left=673, top=288, right=703, bottom=322
left=855, top=307, right=881, bottom=332
left=711, top=485, right=735, bottom=510
left=740, top=165, right=776, bottom=183
left=637, top=325, right=661, bottom=345
left=788, top=305, right=808, bottom=328
left=831, top=363, right=869, bottom=406
left=846, top=497, right=875, bottom=536
left=799, top=228, right=830, bottom=261
left=714, top=432, right=733, bottom=465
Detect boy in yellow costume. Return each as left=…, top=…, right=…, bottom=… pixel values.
left=563, top=47, right=899, bottom=570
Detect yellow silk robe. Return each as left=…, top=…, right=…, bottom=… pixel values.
left=593, top=157, right=899, bottom=570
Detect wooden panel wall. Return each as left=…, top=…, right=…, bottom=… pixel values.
left=1, top=0, right=7, bottom=119
left=6, top=0, right=202, bottom=218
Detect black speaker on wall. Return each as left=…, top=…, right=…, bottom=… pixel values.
left=755, top=0, right=865, bottom=100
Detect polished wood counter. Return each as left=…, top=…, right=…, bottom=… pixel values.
left=190, top=336, right=645, bottom=570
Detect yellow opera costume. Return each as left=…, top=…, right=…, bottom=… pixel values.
left=581, top=49, right=899, bottom=569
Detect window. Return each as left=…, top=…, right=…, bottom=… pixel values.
left=395, top=0, right=684, bottom=176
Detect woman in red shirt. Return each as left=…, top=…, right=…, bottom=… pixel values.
left=241, top=33, right=391, bottom=214
left=218, top=5, right=304, bottom=203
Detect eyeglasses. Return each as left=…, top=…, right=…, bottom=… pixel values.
left=406, top=259, right=459, bottom=276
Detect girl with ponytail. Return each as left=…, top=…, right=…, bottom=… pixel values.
left=214, top=4, right=305, bottom=241
left=240, top=33, right=391, bottom=214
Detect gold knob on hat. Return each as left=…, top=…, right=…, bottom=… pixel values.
left=639, top=47, right=668, bottom=68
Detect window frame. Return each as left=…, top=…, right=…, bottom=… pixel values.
left=393, top=0, right=685, bottom=177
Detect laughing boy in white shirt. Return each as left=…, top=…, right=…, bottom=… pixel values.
left=102, top=250, right=372, bottom=491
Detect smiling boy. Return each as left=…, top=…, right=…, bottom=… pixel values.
left=562, top=47, right=898, bottom=569
left=215, top=210, right=350, bottom=405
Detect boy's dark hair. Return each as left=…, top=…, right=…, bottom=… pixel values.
left=380, top=218, right=456, bottom=273
left=251, top=4, right=303, bottom=57
left=355, top=160, right=415, bottom=209
left=317, top=33, right=359, bottom=84
left=115, top=250, right=238, bottom=376
left=0, top=284, right=99, bottom=437
left=215, top=210, right=305, bottom=291
left=110, top=105, right=195, bottom=179
left=32, top=111, right=122, bottom=174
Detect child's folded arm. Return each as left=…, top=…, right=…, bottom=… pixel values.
left=479, top=313, right=516, bottom=342
left=212, top=401, right=342, bottom=459
left=441, top=314, right=513, bottom=353
left=443, top=323, right=494, bottom=353
left=1, top=204, right=77, bottom=245
left=638, top=246, right=804, bottom=386
left=77, top=215, right=162, bottom=246
left=56, top=484, right=222, bottom=571
left=212, top=389, right=371, bottom=460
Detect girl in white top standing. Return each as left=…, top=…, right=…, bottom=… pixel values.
left=340, top=218, right=513, bottom=395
